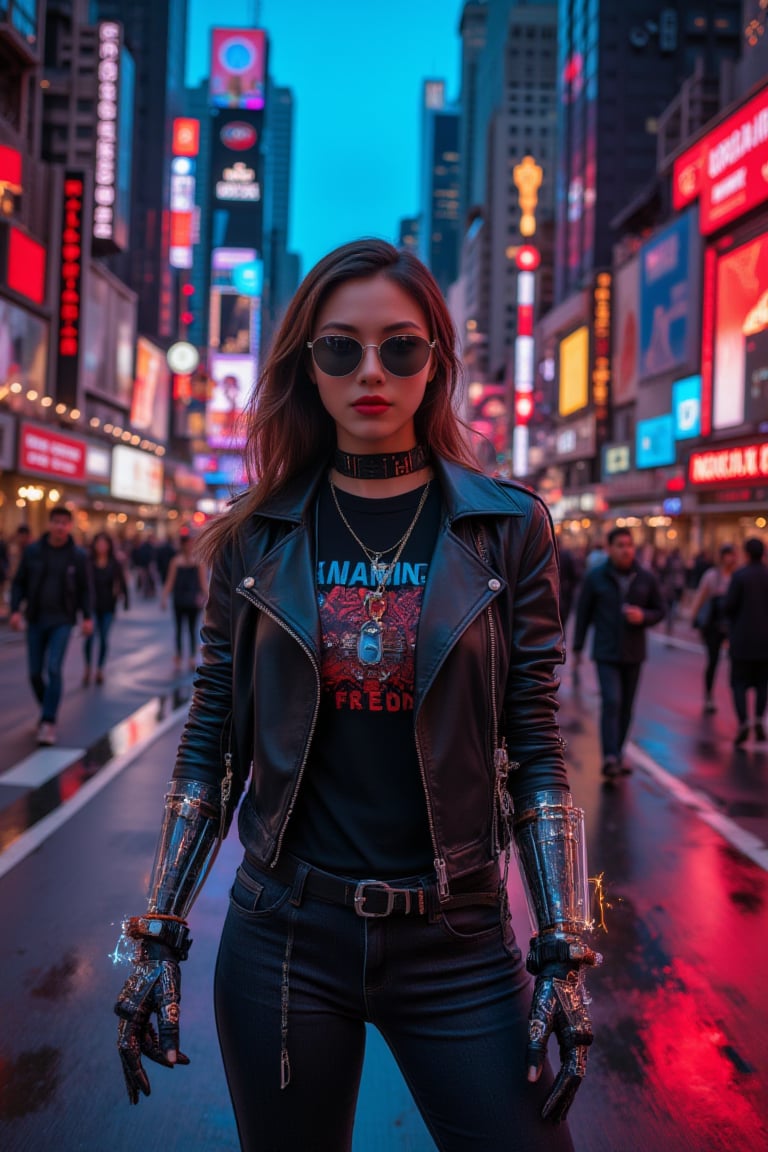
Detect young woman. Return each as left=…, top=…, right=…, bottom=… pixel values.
left=114, top=240, right=600, bottom=1151
left=161, top=529, right=208, bottom=670
left=83, top=530, right=128, bottom=685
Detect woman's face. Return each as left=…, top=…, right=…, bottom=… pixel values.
left=308, top=273, right=433, bottom=454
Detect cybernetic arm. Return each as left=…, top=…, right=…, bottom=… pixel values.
left=513, top=789, right=602, bottom=1123
left=114, top=778, right=227, bottom=1104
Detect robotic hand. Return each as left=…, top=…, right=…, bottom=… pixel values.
left=113, top=779, right=223, bottom=1104
left=115, top=919, right=192, bottom=1103
left=513, top=789, right=602, bottom=1124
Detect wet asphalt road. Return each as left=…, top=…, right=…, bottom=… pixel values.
left=0, top=599, right=766, bottom=1151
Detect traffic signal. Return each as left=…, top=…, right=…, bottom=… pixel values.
left=515, top=393, right=534, bottom=425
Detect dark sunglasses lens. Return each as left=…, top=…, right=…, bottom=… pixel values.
left=313, top=336, right=362, bottom=376
left=380, top=335, right=431, bottom=376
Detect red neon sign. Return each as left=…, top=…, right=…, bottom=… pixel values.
left=20, top=424, right=86, bottom=481
left=172, top=118, right=200, bottom=157
left=7, top=227, right=46, bottom=305
left=673, top=83, right=768, bottom=234
left=689, top=442, right=768, bottom=485
left=58, top=176, right=84, bottom=358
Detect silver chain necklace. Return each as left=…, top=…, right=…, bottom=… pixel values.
left=328, top=475, right=431, bottom=666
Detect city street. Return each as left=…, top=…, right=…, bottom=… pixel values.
left=0, top=598, right=766, bottom=1151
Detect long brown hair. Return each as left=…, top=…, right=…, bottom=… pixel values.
left=199, top=238, right=479, bottom=561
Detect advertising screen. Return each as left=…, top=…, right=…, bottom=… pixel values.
left=639, top=214, right=692, bottom=378
left=636, top=414, right=675, bottom=469
left=672, top=375, right=702, bottom=440
left=207, top=353, right=254, bottom=449
left=111, top=444, right=164, bottom=504
left=611, top=257, right=640, bottom=405
left=558, top=326, right=589, bottom=416
left=81, top=270, right=110, bottom=397
left=130, top=336, right=170, bottom=441
left=114, top=291, right=136, bottom=407
left=209, top=29, right=266, bottom=110
left=712, top=231, right=768, bottom=430
left=0, top=298, right=48, bottom=395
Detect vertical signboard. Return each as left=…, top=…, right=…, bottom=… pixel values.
left=206, top=353, right=254, bottom=448
left=611, top=256, right=640, bottom=405
left=209, top=110, right=264, bottom=249
left=93, top=22, right=132, bottom=252
left=591, top=271, right=611, bottom=447
left=169, top=118, right=199, bottom=270
left=57, top=172, right=88, bottom=408
left=130, top=336, right=171, bottom=442
left=638, top=214, right=692, bottom=379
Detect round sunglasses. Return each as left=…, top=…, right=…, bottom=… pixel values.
left=306, top=334, right=436, bottom=378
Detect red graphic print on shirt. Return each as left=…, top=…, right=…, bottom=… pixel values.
left=319, top=584, right=423, bottom=712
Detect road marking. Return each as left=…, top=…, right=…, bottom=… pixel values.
left=626, top=741, right=768, bottom=873
left=0, top=746, right=87, bottom=788
left=0, top=701, right=189, bottom=882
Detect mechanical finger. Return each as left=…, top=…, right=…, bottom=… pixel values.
left=541, top=1044, right=589, bottom=1124
left=116, top=1017, right=152, bottom=1105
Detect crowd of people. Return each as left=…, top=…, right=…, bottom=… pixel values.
left=1, top=513, right=207, bottom=746
left=560, top=532, right=768, bottom=766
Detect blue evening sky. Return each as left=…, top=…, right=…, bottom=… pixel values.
left=187, top=0, right=465, bottom=276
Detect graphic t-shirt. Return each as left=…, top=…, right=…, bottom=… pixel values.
left=281, top=480, right=441, bottom=878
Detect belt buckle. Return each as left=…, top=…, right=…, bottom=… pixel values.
left=354, top=880, right=405, bottom=918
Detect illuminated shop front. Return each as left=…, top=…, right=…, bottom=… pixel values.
left=672, top=81, right=768, bottom=552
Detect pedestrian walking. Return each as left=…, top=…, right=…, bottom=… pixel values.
left=9, top=506, right=92, bottom=746
left=131, top=534, right=157, bottom=599
left=114, top=239, right=599, bottom=1151
left=723, top=537, right=768, bottom=746
left=688, top=543, right=736, bottom=713
left=154, top=536, right=177, bottom=585
left=82, top=531, right=129, bottom=685
left=161, top=528, right=208, bottom=670
left=572, top=526, right=665, bottom=780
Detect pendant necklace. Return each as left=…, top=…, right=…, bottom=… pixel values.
left=328, top=475, right=431, bottom=666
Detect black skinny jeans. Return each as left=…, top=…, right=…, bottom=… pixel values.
left=214, top=854, right=576, bottom=1152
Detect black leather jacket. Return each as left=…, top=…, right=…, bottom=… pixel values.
left=174, top=457, right=569, bottom=893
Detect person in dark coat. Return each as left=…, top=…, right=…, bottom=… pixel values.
left=9, top=506, right=93, bottom=745
left=723, top=537, right=768, bottom=745
left=572, top=526, right=665, bottom=778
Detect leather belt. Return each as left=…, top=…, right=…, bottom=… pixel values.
left=254, top=853, right=500, bottom=919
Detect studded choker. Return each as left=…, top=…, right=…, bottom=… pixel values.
left=333, top=444, right=430, bottom=480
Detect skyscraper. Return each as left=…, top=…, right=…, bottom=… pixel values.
left=554, top=0, right=741, bottom=303
left=419, top=80, right=461, bottom=296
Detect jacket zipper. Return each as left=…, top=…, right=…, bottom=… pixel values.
left=414, top=724, right=449, bottom=898
left=236, top=585, right=321, bottom=865
left=475, top=527, right=515, bottom=854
